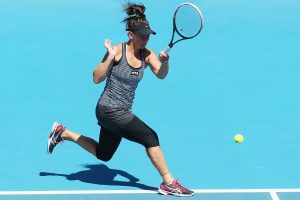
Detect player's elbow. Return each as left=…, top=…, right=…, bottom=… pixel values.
left=93, top=72, right=103, bottom=84
left=93, top=78, right=100, bottom=84
left=157, top=73, right=167, bottom=80
left=156, top=70, right=168, bottom=79
left=93, top=74, right=100, bottom=84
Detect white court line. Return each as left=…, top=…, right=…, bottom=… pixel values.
left=0, top=189, right=300, bottom=195
left=270, top=191, right=280, bottom=200
left=195, top=189, right=300, bottom=193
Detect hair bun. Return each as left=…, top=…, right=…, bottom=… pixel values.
left=122, top=2, right=149, bottom=28
left=124, top=3, right=145, bottom=16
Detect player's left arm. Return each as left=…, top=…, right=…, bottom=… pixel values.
left=145, top=49, right=169, bottom=79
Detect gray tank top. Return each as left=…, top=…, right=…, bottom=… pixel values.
left=98, top=43, right=145, bottom=109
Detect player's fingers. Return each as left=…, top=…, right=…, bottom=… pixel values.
left=104, top=39, right=109, bottom=48
left=159, top=52, right=169, bottom=62
left=159, top=51, right=169, bottom=58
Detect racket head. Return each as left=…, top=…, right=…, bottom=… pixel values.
left=173, top=3, right=204, bottom=39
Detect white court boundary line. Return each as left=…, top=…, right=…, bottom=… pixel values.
left=269, top=191, right=280, bottom=200
left=0, top=189, right=300, bottom=196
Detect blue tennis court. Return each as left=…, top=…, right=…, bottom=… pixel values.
left=1, top=0, right=300, bottom=199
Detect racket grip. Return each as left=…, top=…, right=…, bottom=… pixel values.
left=163, top=46, right=172, bottom=54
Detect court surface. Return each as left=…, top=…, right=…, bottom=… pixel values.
left=1, top=0, right=300, bottom=199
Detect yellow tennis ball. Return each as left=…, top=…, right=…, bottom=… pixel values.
left=234, top=134, right=244, bottom=144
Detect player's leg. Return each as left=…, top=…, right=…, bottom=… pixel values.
left=120, top=116, right=194, bottom=196
left=146, top=146, right=173, bottom=183
left=47, top=121, right=122, bottom=162
left=62, top=129, right=98, bottom=156
left=120, top=117, right=173, bottom=181
left=47, top=122, right=98, bottom=155
left=95, top=127, right=122, bottom=161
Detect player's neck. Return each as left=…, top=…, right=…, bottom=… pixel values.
left=126, top=41, right=140, bottom=57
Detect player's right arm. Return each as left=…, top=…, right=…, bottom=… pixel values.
left=93, top=40, right=120, bottom=84
left=146, top=49, right=170, bottom=79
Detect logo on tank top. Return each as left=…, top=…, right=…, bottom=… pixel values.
left=131, top=70, right=139, bottom=76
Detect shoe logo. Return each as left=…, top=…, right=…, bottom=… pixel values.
left=165, top=186, right=182, bottom=193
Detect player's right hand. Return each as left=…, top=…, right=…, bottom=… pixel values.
left=104, top=39, right=117, bottom=59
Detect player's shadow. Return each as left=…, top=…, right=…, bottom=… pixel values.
left=39, top=164, right=157, bottom=191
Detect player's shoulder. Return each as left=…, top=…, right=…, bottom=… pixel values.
left=114, top=43, right=122, bottom=51
left=112, top=43, right=123, bottom=62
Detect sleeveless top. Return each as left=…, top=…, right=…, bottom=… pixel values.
left=98, top=43, right=145, bottom=109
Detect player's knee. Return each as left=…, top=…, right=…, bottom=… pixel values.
left=96, top=146, right=114, bottom=162
left=143, top=131, right=160, bottom=148
left=96, top=152, right=113, bottom=162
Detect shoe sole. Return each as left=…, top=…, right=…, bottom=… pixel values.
left=47, top=122, right=59, bottom=154
left=158, top=189, right=194, bottom=197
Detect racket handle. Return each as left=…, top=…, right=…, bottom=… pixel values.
left=163, top=46, right=172, bottom=54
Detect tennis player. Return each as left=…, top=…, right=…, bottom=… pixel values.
left=47, top=2, right=194, bottom=197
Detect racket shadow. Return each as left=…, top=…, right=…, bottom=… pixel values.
left=39, top=164, right=157, bottom=191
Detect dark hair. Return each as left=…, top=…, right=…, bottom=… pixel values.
left=122, top=2, right=149, bottom=30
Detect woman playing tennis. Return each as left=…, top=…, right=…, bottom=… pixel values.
left=47, top=2, right=194, bottom=197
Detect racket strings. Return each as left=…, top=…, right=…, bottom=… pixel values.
left=174, top=5, right=203, bottom=38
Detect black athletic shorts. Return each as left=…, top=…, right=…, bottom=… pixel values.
left=95, top=105, right=159, bottom=161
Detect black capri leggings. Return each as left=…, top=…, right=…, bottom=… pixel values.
left=95, top=105, right=160, bottom=161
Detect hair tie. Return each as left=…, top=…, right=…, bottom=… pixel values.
left=130, top=13, right=138, bottom=18
left=129, top=13, right=146, bottom=19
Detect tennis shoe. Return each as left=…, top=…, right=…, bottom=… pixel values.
left=47, top=122, right=65, bottom=154
left=158, top=180, right=194, bottom=197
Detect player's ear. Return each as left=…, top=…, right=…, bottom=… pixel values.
left=128, top=31, right=134, bottom=39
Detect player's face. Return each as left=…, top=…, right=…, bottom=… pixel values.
left=133, top=32, right=150, bottom=48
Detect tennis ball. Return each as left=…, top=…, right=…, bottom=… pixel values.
left=234, top=134, right=244, bottom=144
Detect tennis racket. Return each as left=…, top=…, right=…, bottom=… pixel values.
left=163, top=3, right=204, bottom=54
